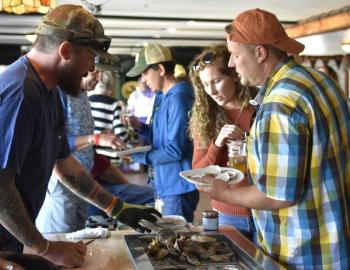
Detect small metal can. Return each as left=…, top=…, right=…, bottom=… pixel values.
left=202, top=210, right=218, bottom=231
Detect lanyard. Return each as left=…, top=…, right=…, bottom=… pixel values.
left=148, top=92, right=163, bottom=139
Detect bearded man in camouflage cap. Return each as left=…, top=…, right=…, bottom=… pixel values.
left=0, top=5, right=160, bottom=269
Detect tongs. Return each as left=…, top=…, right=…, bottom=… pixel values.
left=138, top=219, right=164, bottom=233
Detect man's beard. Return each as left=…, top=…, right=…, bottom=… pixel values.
left=57, top=65, right=82, bottom=97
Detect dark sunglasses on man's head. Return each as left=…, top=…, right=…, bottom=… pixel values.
left=70, top=36, right=111, bottom=53
left=193, top=51, right=215, bottom=71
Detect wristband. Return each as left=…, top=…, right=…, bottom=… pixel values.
left=109, top=199, right=124, bottom=218
left=104, top=197, right=117, bottom=214
left=38, top=239, right=49, bottom=256
left=94, top=134, right=100, bottom=146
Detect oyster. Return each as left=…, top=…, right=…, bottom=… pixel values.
left=221, top=170, right=238, bottom=181
left=174, top=235, right=187, bottom=252
left=215, top=172, right=230, bottom=182
left=210, top=252, right=235, bottom=262
left=153, top=248, right=169, bottom=260
left=157, top=228, right=176, bottom=245
left=203, top=165, right=222, bottom=175
left=156, top=228, right=179, bottom=256
left=182, top=250, right=201, bottom=266
left=190, top=234, right=216, bottom=243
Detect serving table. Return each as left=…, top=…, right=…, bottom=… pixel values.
left=26, top=225, right=285, bottom=270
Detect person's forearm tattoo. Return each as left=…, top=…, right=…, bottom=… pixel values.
left=59, top=170, right=114, bottom=210
left=0, top=174, right=43, bottom=247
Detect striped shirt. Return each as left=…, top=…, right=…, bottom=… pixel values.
left=89, top=94, right=128, bottom=142
left=247, top=57, right=350, bottom=269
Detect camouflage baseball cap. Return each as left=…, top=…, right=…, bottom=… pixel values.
left=126, top=44, right=173, bottom=77
left=35, top=4, right=111, bottom=54
left=95, top=53, right=120, bottom=71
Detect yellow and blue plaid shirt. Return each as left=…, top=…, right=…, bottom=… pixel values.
left=248, top=57, right=350, bottom=269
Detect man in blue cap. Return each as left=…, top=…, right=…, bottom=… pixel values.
left=126, top=44, right=199, bottom=222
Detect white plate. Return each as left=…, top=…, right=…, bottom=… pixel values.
left=179, top=166, right=244, bottom=186
left=96, top=145, right=151, bottom=157
left=155, top=215, right=186, bottom=231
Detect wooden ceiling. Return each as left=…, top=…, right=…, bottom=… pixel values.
left=286, top=7, right=350, bottom=38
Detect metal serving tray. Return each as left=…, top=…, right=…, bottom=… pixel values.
left=123, top=232, right=285, bottom=270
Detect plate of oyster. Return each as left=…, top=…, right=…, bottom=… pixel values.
left=180, top=165, right=244, bottom=186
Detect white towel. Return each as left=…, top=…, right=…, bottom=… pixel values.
left=66, top=228, right=111, bottom=240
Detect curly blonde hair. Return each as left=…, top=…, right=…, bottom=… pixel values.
left=188, top=44, right=257, bottom=148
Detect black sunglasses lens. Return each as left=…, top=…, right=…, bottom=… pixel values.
left=202, top=52, right=214, bottom=64
left=72, top=36, right=111, bottom=53
left=99, top=37, right=111, bottom=52
left=193, top=51, right=214, bottom=71
left=91, top=37, right=111, bottom=52
left=193, top=59, right=200, bottom=71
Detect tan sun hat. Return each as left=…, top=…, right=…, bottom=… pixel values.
left=34, top=4, right=111, bottom=54
left=126, top=44, right=173, bottom=77
left=225, top=8, right=304, bottom=55
left=174, top=64, right=187, bottom=79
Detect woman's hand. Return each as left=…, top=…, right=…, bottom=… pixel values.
left=214, top=125, right=245, bottom=147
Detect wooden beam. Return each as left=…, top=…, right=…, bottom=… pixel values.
left=285, top=10, right=350, bottom=38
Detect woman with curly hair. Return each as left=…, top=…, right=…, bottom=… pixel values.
left=188, top=44, right=257, bottom=242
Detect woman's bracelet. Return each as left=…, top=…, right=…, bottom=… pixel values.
left=94, top=134, right=100, bottom=146
left=88, top=134, right=101, bottom=146
left=38, top=239, right=50, bottom=256
left=104, top=197, right=117, bottom=214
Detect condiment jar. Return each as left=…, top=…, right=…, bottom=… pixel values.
left=202, top=210, right=218, bottom=231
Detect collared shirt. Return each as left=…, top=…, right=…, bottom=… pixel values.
left=247, top=57, right=350, bottom=269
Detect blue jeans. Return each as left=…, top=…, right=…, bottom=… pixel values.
left=219, top=212, right=257, bottom=245
left=87, top=181, right=155, bottom=216
left=162, top=190, right=199, bottom=223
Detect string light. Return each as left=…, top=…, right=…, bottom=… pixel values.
left=0, top=0, right=55, bottom=14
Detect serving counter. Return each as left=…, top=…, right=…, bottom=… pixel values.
left=28, top=225, right=285, bottom=270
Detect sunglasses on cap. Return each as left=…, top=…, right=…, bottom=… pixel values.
left=192, top=51, right=215, bottom=71
left=70, top=36, right=111, bottom=53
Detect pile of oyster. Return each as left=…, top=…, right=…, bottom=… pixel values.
left=145, top=231, right=236, bottom=267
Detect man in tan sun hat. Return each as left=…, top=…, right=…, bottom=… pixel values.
left=198, top=8, right=350, bottom=269
left=125, top=44, right=199, bottom=223
left=0, top=5, right=160, bottom=269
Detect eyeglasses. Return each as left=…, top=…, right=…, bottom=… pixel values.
left=192, top=51, right=215, bottom=71
left=70, top=36, right=111, bottom=53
